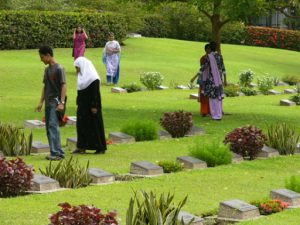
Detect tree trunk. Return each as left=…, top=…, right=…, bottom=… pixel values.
left=211, top=15, right=222, bottom=53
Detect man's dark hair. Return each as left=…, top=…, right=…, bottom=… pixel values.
left=204, top=44, right=210, bottom=51
left=209, top=41, right=217, bottom=52
left=39, top=46, right=53, bottom=57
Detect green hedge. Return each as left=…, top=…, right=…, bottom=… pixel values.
left=0, top=10, right=128, bottom=50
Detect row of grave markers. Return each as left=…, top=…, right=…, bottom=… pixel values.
left=29, top=153, right=300, bottom=224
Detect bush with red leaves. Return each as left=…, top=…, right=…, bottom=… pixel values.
left=0, top=157, right=34, bottom=197
left=49, top=202, right=118, bottom=225
left=223, top=125, right=267, bottom=160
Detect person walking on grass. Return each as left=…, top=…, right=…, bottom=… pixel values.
left=198, top=41, right=227, bottom=120
left=35, top=46, right=66, bottom=160
left=73, top=26, right=88, bottom=60
left=190, top=43, right=211, bottom=117
left=102, top=32, right=121, bottom=85
left=73, top=57, right=107, bottom=154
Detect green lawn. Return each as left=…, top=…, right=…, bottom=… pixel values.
left=0, top=38, right=300, bottom=225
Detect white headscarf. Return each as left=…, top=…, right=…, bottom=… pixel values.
left=74, top=57, right=100, bottom=90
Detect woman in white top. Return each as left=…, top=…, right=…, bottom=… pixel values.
left=102, top=32, right=121, bottom=85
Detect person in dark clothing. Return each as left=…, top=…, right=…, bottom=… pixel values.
left=73, top=57, right=107, bottom=154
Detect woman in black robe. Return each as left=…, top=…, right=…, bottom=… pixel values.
left=73, top=57, right=107, bottom=154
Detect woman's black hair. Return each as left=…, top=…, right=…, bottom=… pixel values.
left=209, top=41, right=217, bottom=51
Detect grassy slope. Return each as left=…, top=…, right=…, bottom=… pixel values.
left=0, top=38, right=300, bottom=224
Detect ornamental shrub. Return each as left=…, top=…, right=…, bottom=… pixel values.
left=223, top=125, right=267, bottom=160
left=189, top=141, right=232, bottom=167
left=251, top=199, right=289, bottom=215
left=140, top=72, right=164, bottom=90
left=239, top=69, right=254, bottom=87
left=121, top=82, right=142, bottom=93
left=0, top=10, right=128, bottom=50
left=267, top=123, right=300, bottom=155
left=240, top=87, right=257, bottom=96
left=139, top=14, right=170, bottom=38
left=160, top=110, right=193, bottom=138
left=126, top=191, right=188, bottom=225
left=257, top=76, right=274, bottom=95
left=121, top=120, right=158, bottom=141
left=245, top=26, right=300, bottom=51
left=285, top=175, right=300, bottom=193
left=157, top=160, right=184, bottom=173
left=0, top=157, right=34, bottom=197
left=282, top=75, right=300, bottom=85
left=40, top=156, right=92, bottom=188
left=290, top=94, right=300, bottom=105
left=221, top=22, right=246, bottom=44
left=224, top=83, right=240, bottom=97
left=49, top=202, right=118, bottom=225
left=0, top=122, right=32, bottom=156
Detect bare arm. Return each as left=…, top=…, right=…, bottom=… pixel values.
left=73, top=29, right=76, bottom=39
left=57, top=83, right=67, bottom=112
left=82, top=29, right=88, bottom=39
left=35, top=86, right=45, bottom=112
left=190, top=73, right=199, bottom=83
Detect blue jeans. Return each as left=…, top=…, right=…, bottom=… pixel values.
left=45, top=104, right=64, bottom=156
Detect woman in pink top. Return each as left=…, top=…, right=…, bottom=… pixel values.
left=73, top=26, right=88, bottom=60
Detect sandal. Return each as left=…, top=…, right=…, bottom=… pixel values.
left=72, top=148, right=86, bottom=154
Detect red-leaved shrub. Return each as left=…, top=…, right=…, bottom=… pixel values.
left=0, top=157, right=34, bottom=197
left=245, top=26, right=300, bottom=51
left=49, top=202, right=118, bottom=225
left=160, top=110, right=193, bottom=138
left=251, top=199, right=289, bottom=215
left=223, top=125, right=267, bottom=160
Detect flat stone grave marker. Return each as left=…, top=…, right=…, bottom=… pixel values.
left=257, top=145, right=279, bottom=158
left=232, top=153, right=244, bottom=163
left=186, top=126, right=205, bottom=137
left=66, top=137, right=77, bottom=151
left=178, top=211, right=204, bottom=225
left=31, top=141, right=50, bottom=154
left=176, top=85, right=189, bottom=90
left=30, top=174, right=60, bottom=192
left=127, top=33, right=142, bottom=38
left=218, top=199, right=260, bottom=220
left=249, top=83, right=257, bottom=87
left=270, top=189, right=300, bottom=208
left=280, top=99, right=296, bottom=106
left=130, top=161, right=163, bottom=176
left=177, top=156, right=207, bottom=169
left=277, top=81, right=289, bottom=86
left=268, top=90, right=281, bottom=95
left=67, top=116, right=77, bottom=125
left=157, top=85, right=169, bottom=90
left=158, top=130, right=172, bottom=140
left=190, top=93, right=199, bottom=99
left=284, top=89, right=297, bottom=94
left=88, top=168, right=115, bottom=184
left=24, top=120, right=45, bottom=128
left=108, top=132, right=135, bottom=144
left=111, top=87, right=127, bottom=93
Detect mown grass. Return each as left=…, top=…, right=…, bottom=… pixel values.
left=0, top=38, right=300, bottom=225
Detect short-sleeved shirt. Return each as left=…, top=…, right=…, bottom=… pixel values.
left=43, top=63, right=66, bottom=106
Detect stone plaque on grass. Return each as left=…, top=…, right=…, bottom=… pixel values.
left=268, top=90, right=281, bottom=95
left=159, top=130, right=172, bottom=140
left=111, top=87, right=127, bottom=93
left=67, top=116, right=77, bottom=125
left=108, top=132, right=135, bottom=144
left=66, top=137, right=77, bottom=151
left=277, top=81, right=289, bottom=86
left=270, top=189, right=300, bottom=207
left=186, top=126, right=205, bottom=137
left=157, top=85, right=169, bottom=90
left=178, top=211, right=204, bottom=225
left=190, top=93, right=199, bottom=99
left=249, top=83, right=257, bottom=87
left=176, top=85, right=189, bottom=90
left=232, top=153, right=244, bottom=163
left=130, top=161, right=163, bottom=176
left=24, top=120, right=45, bottom=128
left=257, top=145, right=279, bottom=158
left=284, top=89, right=297, bottom=94
left=218, top=199, right=260, bottom=220
left=30, top=174, right=60, bottom=192
left=177, top=156, right=207, bottom=169
left=280, top=99, right=296, bottom=106
left=31, top=141, right=50, bottom=154
left=89, top=168, right=115, bottom=184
